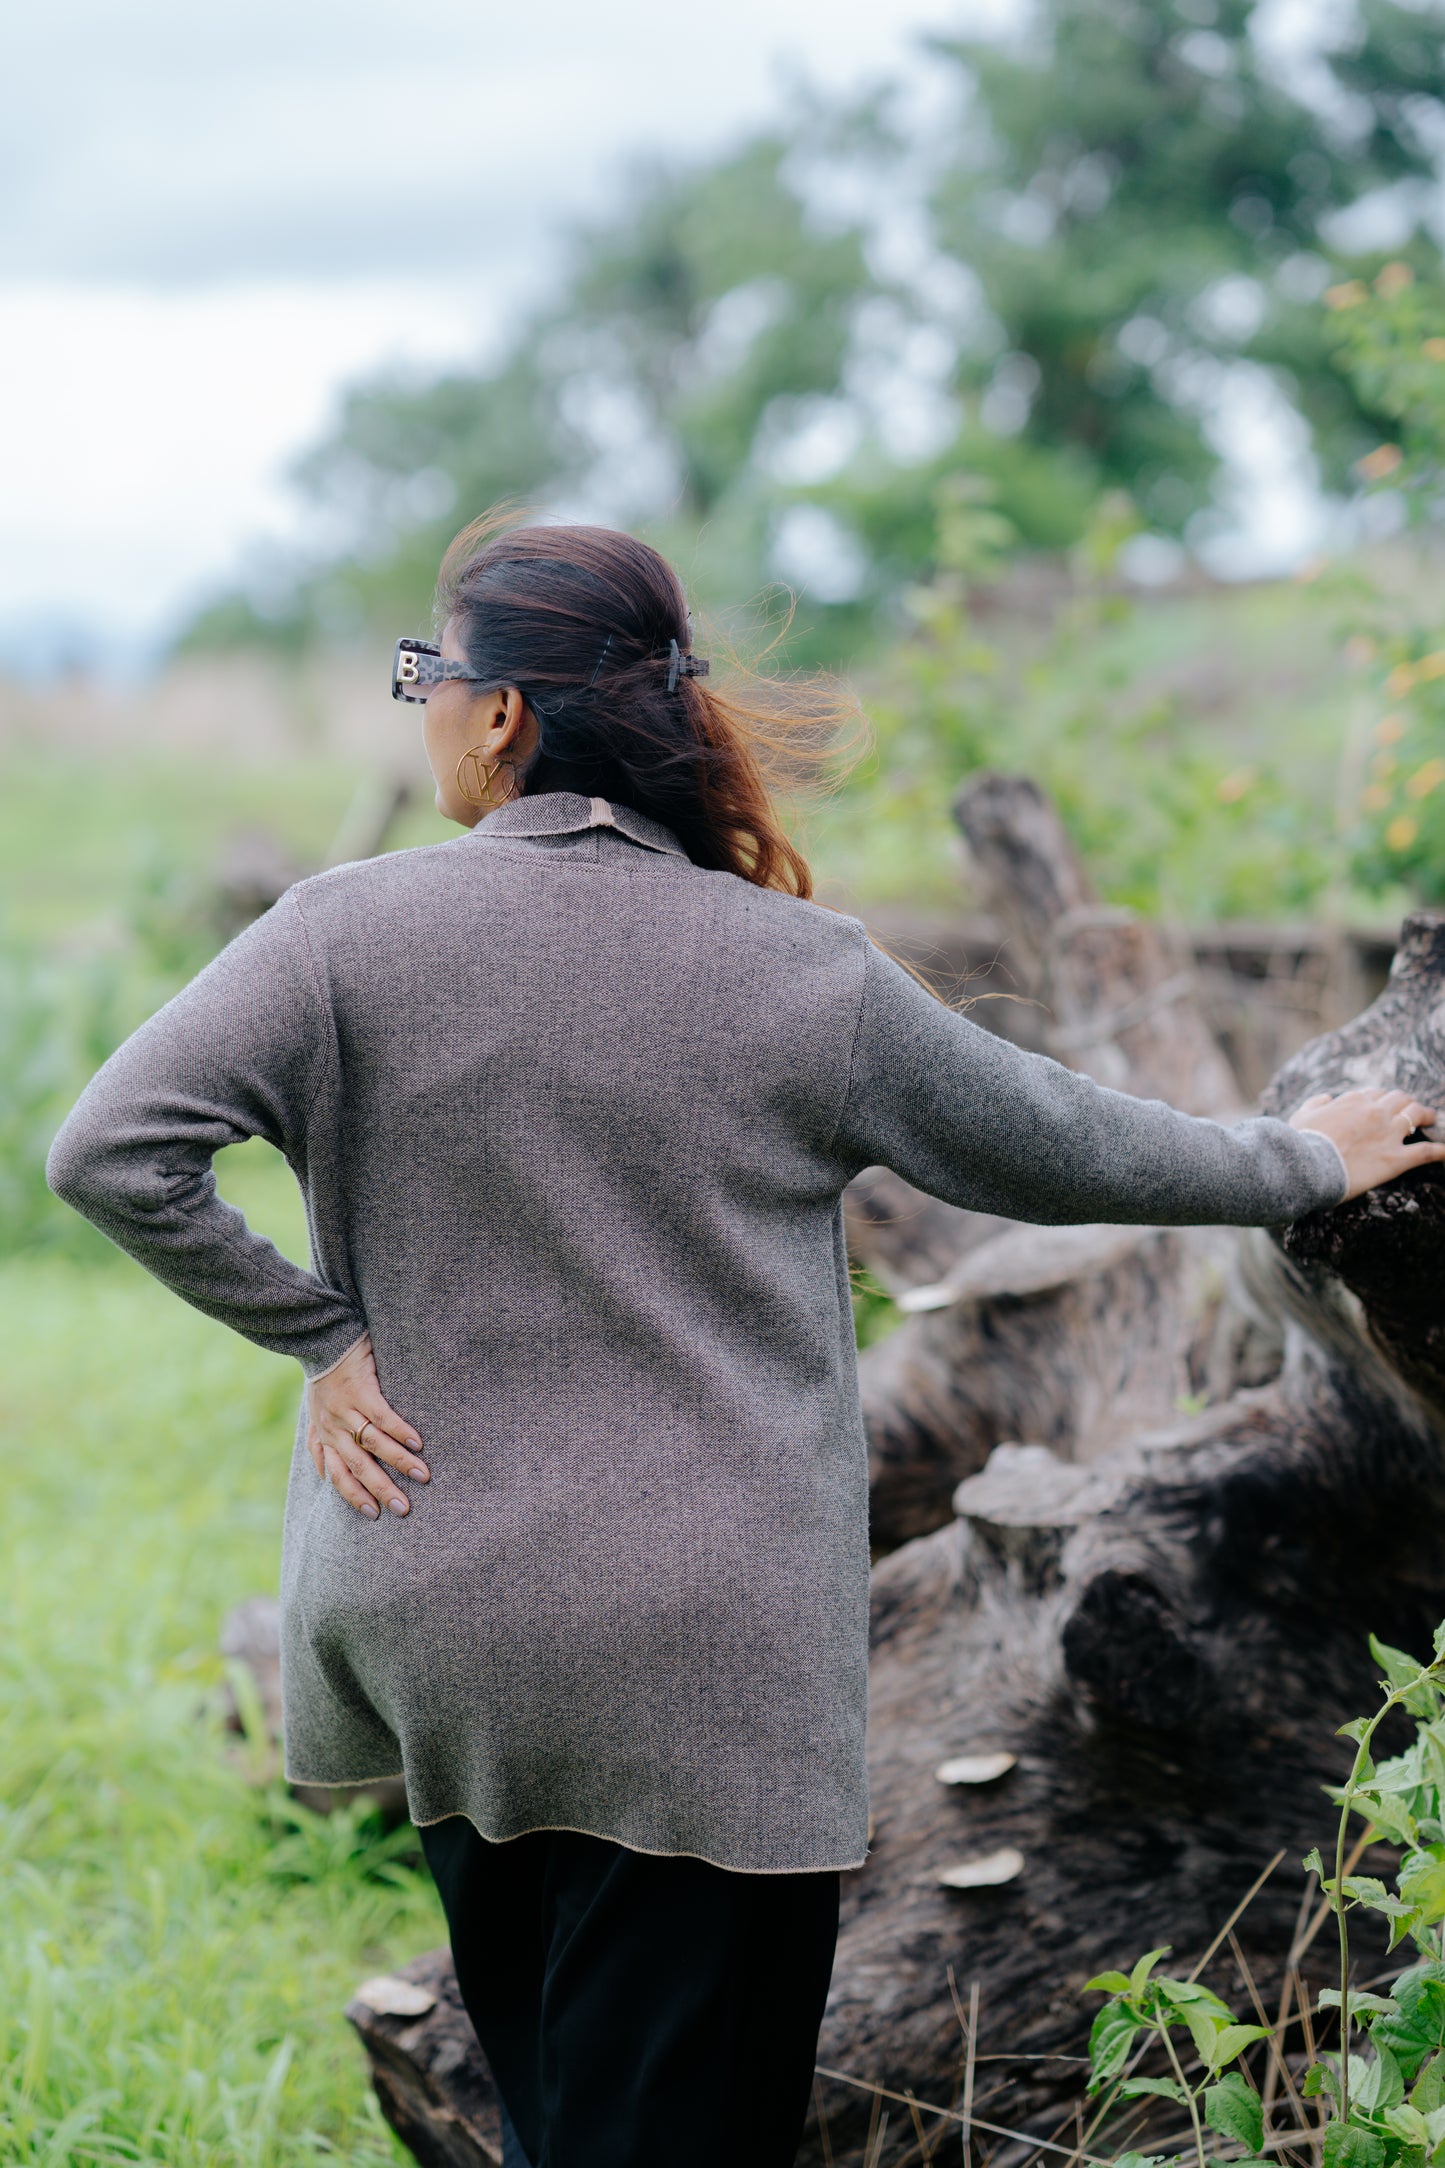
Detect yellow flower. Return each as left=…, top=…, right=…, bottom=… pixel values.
left=1357, top=443, right=1404, bottom=482
left=1375, top=261, right=1415, bottom=298
left=1325, top=281, right=1369, bottom=310
left=1375, top=713, right=1407, bottom=744
left=1386, top=814, right=1419, bottom=852
left=1363, top=784, right=1392, bottom=813
left=1387, top=662, right=1419, bottom=698
left=1407, top=757, right=1445, bottom=800
left=1425, top=338, right=1445, bottom=362
left=1418, top=651, right=1445, bottom=682
left=1216, top=766, right=1257, bottom=804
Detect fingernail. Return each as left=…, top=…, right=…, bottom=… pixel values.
left=388, top=1497, right=408, bottom=1516
left=413, top=1465, right=430, bottom=1481
left=363, top=1502, right=379, bottom=1519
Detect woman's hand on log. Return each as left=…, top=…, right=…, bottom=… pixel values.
left=1290, top=1087, right=1445, bottom=1202
left=305, top=1335, right=429, bottom=1519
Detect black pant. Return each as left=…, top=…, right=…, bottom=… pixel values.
left=419, top=1819, right=840, bottom=2168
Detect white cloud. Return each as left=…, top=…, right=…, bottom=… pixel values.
left=0, top=0, right=968, bottom=657
left=0, top=280, right=493, bottom=654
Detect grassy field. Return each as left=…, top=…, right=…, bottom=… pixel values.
left=0, top=1148, right=441, bottom=2166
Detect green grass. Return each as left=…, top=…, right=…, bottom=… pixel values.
left=0, top=747, right=454, bottom=946
left=0, top=1151, right=444, bottom=2165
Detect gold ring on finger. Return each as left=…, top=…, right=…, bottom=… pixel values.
left=351, top=1420, right=373, bottom=1447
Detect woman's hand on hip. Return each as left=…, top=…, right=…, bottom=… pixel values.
left=306, top=1335, right=429, bottom=1519
left=1290, top=1086, right=1445, bottom=1202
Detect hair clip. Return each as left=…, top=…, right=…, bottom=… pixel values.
left=665, top=637, right=711, bottom=693
left=588, top=634, right=613, bottom=688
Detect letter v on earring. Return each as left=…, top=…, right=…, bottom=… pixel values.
left=456, top=749, right=514, bottom=806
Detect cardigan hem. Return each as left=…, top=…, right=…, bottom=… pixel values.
left=282, top=1764, right=866, bottom=1873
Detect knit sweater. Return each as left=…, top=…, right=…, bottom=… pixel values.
left=47, top=791, right=1347, bottom=1871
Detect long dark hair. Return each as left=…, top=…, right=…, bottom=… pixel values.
left=436, top=513, right=859, bottom=898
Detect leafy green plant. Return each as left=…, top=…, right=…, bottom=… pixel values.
left=1085, top=1630, right=1445, bottom=2168
left=1084, top=1949, right=1273, bottom=2168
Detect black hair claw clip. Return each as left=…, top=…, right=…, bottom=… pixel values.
left=665, top=637, right=711, bottom=693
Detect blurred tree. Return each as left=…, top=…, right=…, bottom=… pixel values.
left=179, top=0, right=1445, bottom=661
left=931, top=0, right=1445, bottom=531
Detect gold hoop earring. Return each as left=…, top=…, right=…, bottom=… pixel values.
left=456, top=749, right=516, bottom=807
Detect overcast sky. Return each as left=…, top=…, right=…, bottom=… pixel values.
left=0, top=0, right=1006, bottom=666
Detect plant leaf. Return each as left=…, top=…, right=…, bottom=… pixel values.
left=1085, top=1972, right=1133, bottom=1996
left=1413, top=2050, right=1445, bottom=2112
left=1129, top=1948, right=1173, bottom=1997
left=1356, top=2044, right=1406, bottom=2115
left=1357, top=1793, right=1422, bottom=1847
left=1207, top=2023, right=1274, bottom=2071
left=1154, top=1978, right=1231, bottom=2010
left=1318, top=1991, right=1403, bottom=2019
left=1386, top=2104, right=1430, bottom=2147
left=1179, top=2004, right=1225, bottom=2067
left=1119, top=2078, right=1190, bottom=2104
left=1088, top=2000, right=1145, bottom=2091
left=1322, top=2123, right=1386, bottom=2168
left=1371, top=1636, right=1441, bottom=1718
left=1400, top=1856, right=1445, bottom=1930
left=1204, top=2072, right=1264, bottom=2153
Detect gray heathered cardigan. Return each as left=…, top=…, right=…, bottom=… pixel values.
left=47, top=791, right=1348, bottom=1873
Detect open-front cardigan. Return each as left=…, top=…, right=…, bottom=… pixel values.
left=48, top=791, right=1347, bottom=1872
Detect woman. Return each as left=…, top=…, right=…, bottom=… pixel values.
left=49, top=516, right=1444, bottom=2168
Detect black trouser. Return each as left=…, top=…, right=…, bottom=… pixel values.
left=419, top=1819, right=840, bottom=2168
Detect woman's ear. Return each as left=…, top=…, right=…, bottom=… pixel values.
left=495, top=687, right=541, bottom=764
left=496, top=687, right=529, bottom=749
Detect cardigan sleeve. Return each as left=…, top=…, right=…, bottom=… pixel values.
left=46, top=891, right=368, bottom=1379
left=832, top=939, right=1348, bottom=1228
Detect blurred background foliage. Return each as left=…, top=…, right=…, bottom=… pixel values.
left=181, top=0, right=1445, bottom=662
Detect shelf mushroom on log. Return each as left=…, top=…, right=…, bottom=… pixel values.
left=341, top=781, right=1445, bottom=2167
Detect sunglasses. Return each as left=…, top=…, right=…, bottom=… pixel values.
left=391, top=637, right=487, bottom=704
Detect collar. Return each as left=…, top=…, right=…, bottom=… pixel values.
left=473, top=791, right=690, bottom=862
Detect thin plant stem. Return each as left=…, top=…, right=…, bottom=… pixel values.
left=962, top=1980, right=980, bottom=2168
left=1229, top=1928, right=1308, bottom=2131
left=904, top=2087, right=934, bottom=2162
left=864, top=2082, right=883, bottom=2166
left=1187, top=1851, right=1287, bottom=1983
left=1333, top=1730, right=1373, bottom=2125
left=1263, top=1880, right=1315, bottom=2127
left=1295, top=1967, right=1316, bottom=2067
left=1160, top=2018, right=1208, bottom=2168
left=812, top=2068, right=1120, bottom=2167
left=813, top=2076, right=835, bottom=2168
